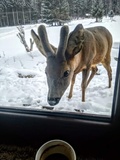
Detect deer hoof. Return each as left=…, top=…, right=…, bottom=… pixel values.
left=67, top=95, right=72, bottom=99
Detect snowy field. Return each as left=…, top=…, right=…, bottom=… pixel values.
left=0, top=16, right=120, bottom=116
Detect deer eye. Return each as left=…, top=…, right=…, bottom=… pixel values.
left=64, top=70, right=70, bottom=77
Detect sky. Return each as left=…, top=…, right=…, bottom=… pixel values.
left=0, top=16, right=120, bottom=116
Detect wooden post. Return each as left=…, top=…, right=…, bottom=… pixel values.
left=29, top=9, right=31, bottom=24
left=12, top=10, right=16, bottom=26
left=6, top=12, right=9, bottom=26
left=22, top=8, right=25, bottom=25
left=17, top=11, right=19, bottom=25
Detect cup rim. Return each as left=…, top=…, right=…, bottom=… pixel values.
left=35, top=139, right=76, bottom=160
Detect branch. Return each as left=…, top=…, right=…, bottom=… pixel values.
left=17, top=26, right=34, bottom=52
left=30, top=38, right=34, bottom=51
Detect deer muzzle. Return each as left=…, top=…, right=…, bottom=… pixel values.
left=47, top=97, right=61, bottom=106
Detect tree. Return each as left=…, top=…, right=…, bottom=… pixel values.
left=68, top=0, right=84, bottom=19
left=91, top=0, right=104, bottom=22
left=115, top=0, right=120, bottom=15
left=41, top=0, right=70, bottom=26
left=58, top=0, right=70, bottom=23
left=68, top=0, right=92, bottom=19
left=17, top=25, right=34, bottom=52
left=84, top=0, right=93, bottom=14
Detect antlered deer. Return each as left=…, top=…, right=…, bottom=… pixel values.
left=31, top=24, right=112, bottom=106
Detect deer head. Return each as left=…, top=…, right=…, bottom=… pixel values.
left=31, top=26, right=69, bottom=105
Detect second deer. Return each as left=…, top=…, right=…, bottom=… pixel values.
left=31, top=24, right=112, bottom=106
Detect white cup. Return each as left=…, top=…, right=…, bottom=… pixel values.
left=35, top=139, right=76, bottom=160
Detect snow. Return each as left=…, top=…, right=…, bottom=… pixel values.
left=0, top=16, right=120, bottom=116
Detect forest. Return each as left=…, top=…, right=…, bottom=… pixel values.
left=0, top=0, right=120, bottom=26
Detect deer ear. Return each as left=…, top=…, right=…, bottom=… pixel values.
left=66, top=24, right=84, bottom=59
left=73, top=24, right=84, bottom=48
left=72, top=29, right=84, bottom=55
left=74, top=24, right=84, bottom=32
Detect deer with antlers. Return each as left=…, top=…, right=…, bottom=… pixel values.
left=31, top=24, right=112, bottom=106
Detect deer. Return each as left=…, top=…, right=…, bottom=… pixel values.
left=31, top=24, right=112, bottom=106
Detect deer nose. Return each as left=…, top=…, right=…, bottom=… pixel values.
left=48, top=98, right=60, bottom=106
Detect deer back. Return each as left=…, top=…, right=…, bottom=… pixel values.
left=66, top=25, right=112, bottom=73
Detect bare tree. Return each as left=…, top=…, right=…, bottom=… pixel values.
left=17, top=25, right=34, bottom=52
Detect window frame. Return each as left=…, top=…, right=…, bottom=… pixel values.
left=111, top=47, right=120, bottom=123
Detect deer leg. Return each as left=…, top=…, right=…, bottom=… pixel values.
left=68, top=74, right=76, bottom=99
left=87, top=66, right=98, bottom=87
left=102, top=62, right=112, bottom=88
left=81, top=68, right=91, bottom=102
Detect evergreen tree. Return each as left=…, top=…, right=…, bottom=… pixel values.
left=116, top=0, right=120, bottom=14
left=0, top=0, right=5, bottom=12
left=41, top=0, right=70, bottom=26
left=73, top=0, right=80, bottom=19
left=58, top=0, right=70, bottom=22
left=84, top=0, right=92, bottom=16
left=0, top=0, right=120, bottom=27
left=91, top=0, right=104, bottom=22
left=67, top=0, right=74, bottom=18
left=69, top=0, right=82, bottom=19
left=68, top=0, right=91, bottom=19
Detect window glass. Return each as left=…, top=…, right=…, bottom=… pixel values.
left=0, top=1, right=120, bottom=117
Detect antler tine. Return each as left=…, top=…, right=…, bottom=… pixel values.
left=57, top=25, right=69, bottom=61
left=38, top=25, right=54, bottom=57
left=31, top=29, right=46, bottom=57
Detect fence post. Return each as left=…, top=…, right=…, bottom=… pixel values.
left=12, top=10, right=16, bottom=26
left=17, top=11, right=19, bottom=25
left=29, top=9, right=31, bottom=24
left=22, top=8, right=25, bottom=25
left=6, top=12, right=9, bottom=26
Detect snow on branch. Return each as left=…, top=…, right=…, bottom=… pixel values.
left=17, top=26, right=34, bottom=52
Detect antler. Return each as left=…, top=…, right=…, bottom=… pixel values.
left=38, top=25, right=55, bottom=57
left=31, top=27, right=57, bottom=57
left=57, top=25, right=69, bottom=61
left=31, top=29, right=46, bottom=56
left=31, top=25, right=69, bottom=61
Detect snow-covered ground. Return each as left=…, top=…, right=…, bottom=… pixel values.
left=0, top=16, right=120, bottom=116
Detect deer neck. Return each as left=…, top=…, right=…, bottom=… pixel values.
left=68, top=51, right=85, bottom=73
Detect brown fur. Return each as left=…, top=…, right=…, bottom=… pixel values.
left=66, top=25, right=112, bottom=101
